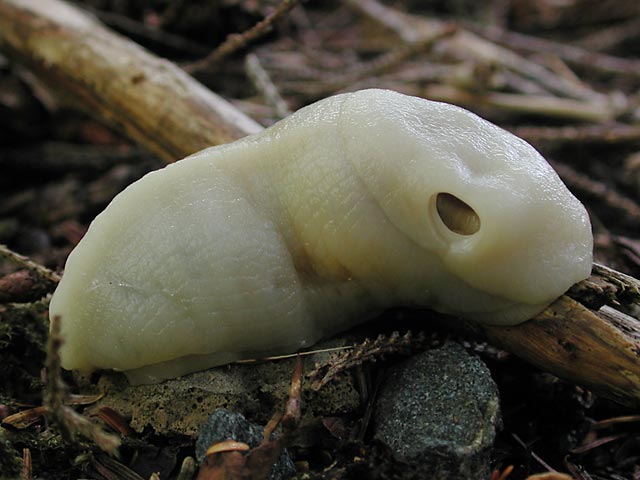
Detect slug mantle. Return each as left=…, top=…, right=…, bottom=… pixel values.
left=49, top=89, right=593, bottom=384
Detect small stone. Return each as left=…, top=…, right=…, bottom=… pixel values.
left=373, top=342, right=501, bottom=479
left=196, top=408, right=296, bottom=480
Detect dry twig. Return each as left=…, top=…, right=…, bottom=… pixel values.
left=20, top=448, right=31, bottom=480
left=282, top=355, right=303, bottom=429
left=325, top=24, right=457, bottom=89
left=511, top=124, right=640, bottom=146
left=186, top=0, right=304, bottom=72
left=423, top=85, right=614, bottom=122
left=44, top=316, right=121, bottom=456
left=309, top=331, right=442, bottom=390
left=552, top=162, right=640, bottom=226
left=455, top=294, right=640, bottom=407
left=245, top=53, right=291, bottom=119
left=0, top=0, right=261, bottom=162
left=347, top=0, right=609, bottom=104
left=470, top=23, right=640, bottom=77
left=0, top=244, right=60, bottom=284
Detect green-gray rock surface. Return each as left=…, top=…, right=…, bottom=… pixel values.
left=373, top=342, right=501, bottom=479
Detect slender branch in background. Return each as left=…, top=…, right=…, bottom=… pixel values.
left=185, top=0, right=304, bottom=73
left=90, top=8, right=210, bottom=57
left=328, top=24, right=457, bottom=88
left=423, top=84, right=615, bottom=122
left=245, top=53, right=291, bottom=119
left=344, top=0, right=423, bottom=43
left=575, top=16, right=640, bottom=54
left=0, top=244, right=60, bottom=283
left=552, top=161, right=640, bottom=226
left=511, top=124, right=640, bottom=146
left=0, top=0, right=262, bottom=162
left=347, top=0, right=613, bottom=105
left=468, top=23, right=640, bottom=77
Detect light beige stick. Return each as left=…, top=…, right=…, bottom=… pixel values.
left=0, top=0, right=262, bottom=162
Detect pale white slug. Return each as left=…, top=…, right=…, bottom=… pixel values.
left=49, top=89, right=593, bottom=384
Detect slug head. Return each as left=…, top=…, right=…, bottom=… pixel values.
left=338, top=89, right=593, bottom=322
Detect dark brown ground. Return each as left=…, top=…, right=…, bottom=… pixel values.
left=1, top=1, right=640, bottom=479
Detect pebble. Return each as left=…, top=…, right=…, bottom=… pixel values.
left=196, top=408, right=296, bottom=480
left=372, top=342, right=501, bottom=479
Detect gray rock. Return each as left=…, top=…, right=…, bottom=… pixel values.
left=373, top=342, right=501, bottom=480
left=196, top=408, right=296, bottom=480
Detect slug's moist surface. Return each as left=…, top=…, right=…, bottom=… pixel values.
left=49, top=89, right=593, bottom=384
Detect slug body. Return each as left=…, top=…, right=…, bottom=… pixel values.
left=49, top=89, right=593, bottom=384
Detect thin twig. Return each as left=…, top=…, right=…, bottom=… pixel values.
left=512, top=433, right=558, bottom=473
left=186, top=0, right=304, bottom=72
left=576, top=16, right=640, bottom=54
left=245, top=53, right=291, bottom=119
left=233, top=345, right=354, bottom=364
left=282, top=355, right=303, bottom=429
left=20, top=448, right=31, bottom=480
left=347, top=0, right=608, bottom=103
left=89, top=8, right=209, bottom=57
left=552, top=161, right=640, bottom=226
left=423, top=85, right=615, bottom=122
left=469, top=22, right=640, bottom=77
left=0, top=244, right=60, bottom=283
left=309, top=331, right=442, bottom=390
left=591, top=414, right=640, bottom=429
left=326, top=24, right=457, bottom=88
left=511, top=124, right=640, bottom=146
left=44, top=316, right=121, bottom=456
left=570, top=434, right=626, bottom=454
left=344, top=0, right=423, bottom=42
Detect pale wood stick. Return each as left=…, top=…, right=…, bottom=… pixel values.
left=0, top=0, right=262, bottom=163
left=481, top=297, right=640, bottom=407
left=445, top=265, right=640, bottom=406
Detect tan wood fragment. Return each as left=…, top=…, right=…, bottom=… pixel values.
left=477, top=296, right=640, bottom=406
left=0, top=0, right=262, bottom=163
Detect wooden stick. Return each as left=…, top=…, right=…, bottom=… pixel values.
left=0, top=0, right=262, bottom=163
left=480, top=296, right=640, bottom=407
left=469, top=22, right=640, bottom=78
left=346, top=0, right=609, bottom=104
left=185, top=0, right=304, bottom=72
left=445, top=265, right=640, bottom=406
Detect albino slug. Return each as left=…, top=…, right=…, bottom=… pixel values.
left=49, top=89, right=593, bottom=384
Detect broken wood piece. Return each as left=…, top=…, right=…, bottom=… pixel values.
left=0, top=0, right=262, bottom=163
left=445, top=265, right=640, bottom=406
left=567, top=263, right=640, bottom=310
left=347, top=0, right=610, bottom=105
left=448, top=291, right=640, bottom=407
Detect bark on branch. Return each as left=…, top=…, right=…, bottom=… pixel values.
left=1, top=0, right=640, bottom=406
left=434, top=264, right=640, bottom=406
left=0, top=0, right=262, bottom=162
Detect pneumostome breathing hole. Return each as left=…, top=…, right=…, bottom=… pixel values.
left=435, top=193, right=480, bottom=236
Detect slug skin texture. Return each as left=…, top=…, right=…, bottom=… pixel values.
left=49, top=89, right=593, bottom=384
